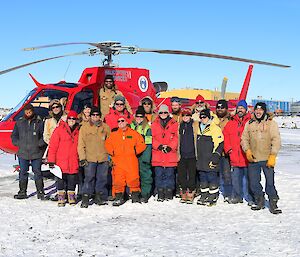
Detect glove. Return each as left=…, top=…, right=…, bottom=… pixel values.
left=79, top=160, right=88, bottom=167
left=165, top=146, right=172, bottom=153
left=48, top=162, right=55, bottom=169
left=211, top=152, right=220, bottom=166
left=246, top=149, right=255, bottom=163
left=158, top=145, right=164, bottom=151
left=266, top=154, right=276, bottom=168
left=209, top=161, right=217, bottom=169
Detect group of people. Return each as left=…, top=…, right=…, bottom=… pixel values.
left=11, top=75, right=282, bottom=214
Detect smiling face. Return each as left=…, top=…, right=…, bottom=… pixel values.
left=135, top=115, right=144, bottom=124
left=182, top=114, right=191, bottom=123
left=83, top=107, right=91, bottom=118
left=24, top=109, right=33, bottom=119
left=254, top=108, right=264, bottom=119
left=51, top=104, right=62, bottom=115
left=171, top=102, right=181, bottom=112
left=142, top=101, right=152, bottom=113
left=237, top=106, right=247, bottom=118
left=104, top=79, right=114, bottom=89
left=115, top=101, right=125, bottom=112
left=91, top=112, right=101, bottom=123
left=67, top=117, right=76, bottom=127
left=118, top=118, right=128, bottom=129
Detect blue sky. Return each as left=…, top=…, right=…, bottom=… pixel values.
left=0, top=1, right=298, bottom=107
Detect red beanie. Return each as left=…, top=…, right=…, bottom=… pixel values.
left=67, top=110, right=78, bottom=119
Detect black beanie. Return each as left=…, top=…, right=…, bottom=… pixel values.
left=24, top=104, right=34, bottom=111
left=217, top=99, right=228, bottom=109
left=254, top=102, right=267, bottom=112
left=136, top=106, right=146, bottom=116
left=104, top=75, right=114, bottom=82
left=90, top=106, right=101, bottom=116
left=200, top=108, right=211, bottom=119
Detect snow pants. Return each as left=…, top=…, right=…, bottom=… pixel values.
left=139, top=160, right=152, bottom=197
left=248, top=161, right=279, bottom=200
left=198, top=170, right=219, bottom=195
left=112, top=157, right=140, bottom=194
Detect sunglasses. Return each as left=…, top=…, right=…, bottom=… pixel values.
left=136, top=115, right=144, bottom=118
left=105, top=80, right=113, bottom=83
left=159, top=112, right=169, bottom=115
left=91, top=113, right=100, bottom=116
left=68, top=117, right=77, bottom=120
left=217, top=106, right=225, bottom=109
left=52, top=105, right=61, bottom=110
left=115, top=103, right=125, bottom=106
left=142, top=102, right=151, bottom=106
left=118, top=119, right=126, bottom=123
left=197, top=101, right=204, bottom=104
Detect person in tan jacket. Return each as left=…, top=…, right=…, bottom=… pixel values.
left=241, top=102, right=282, bottom=214
left=78, top=106, right=111, bottom=208
left=99, top=75, right=132, bottom=117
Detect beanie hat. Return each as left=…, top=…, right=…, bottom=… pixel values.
left=135, top=106, right=146, bottom=116
left=200, top=108, right=211, bottom=119
left=237, top=100, right=248, bottom=110
left=67, top=110, right=78, bottom=119
left=254, top=102, right=267, bottom=112
left=104, top=75, right=114, bottom=82
left=24, top=104, right=34, bottom=111
left=217, top=99, right=228, bottom=109
left=196, top=94, right=205, bottom=103
left=114, top=95, right=126, bottom=104
left=181, top=108, right=192, bottom=116
left=49, top=99, right=62, bottom=108
left=141, top=96, right=153, bottom=105
left=90, top=106, right=101, bottom=115
left=158, top=104, right=169, bottom=114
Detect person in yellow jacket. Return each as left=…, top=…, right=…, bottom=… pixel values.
left=105, top=116, right=146, bottom=206
left=99, top=75, right=132, bottom=117
left=241, top=102, right=282, bottom=214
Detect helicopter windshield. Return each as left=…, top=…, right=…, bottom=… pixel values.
left=2, top=89, right=37, bottom=121
left=12, top=89, right=69, bottom=121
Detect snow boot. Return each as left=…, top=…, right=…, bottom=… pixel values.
left=140, top=193, right=150, bottom=203
left=67, top=191, right=76, bottom=206
left=180, top=190, right=187, bottom=203
left=186, top=190, right=196, bottom=204
left=197, top=192, right=209, bottom=205
left=131, top=191, right=141, bottom=203
left=229, top=197, right=243, bottom=204
left=251, top=195, right=265, bottom=211
left=269, top=198, right=282, bottom=214
left=157, top=188, right=165, bottom=202
left=113, top=193, right=125, bottom=206
left=57, top=191, right=66, bottom=207
left=223, top=196, right=230, bottom=203
left=165, top=188, right=173, bottom=201
left=94, top=192, right=108, bottom=205
left=206, top=185, right=219, bottom=206
left=14, top=180, right=28, bottom=199
left=80, top=194, right=89, bottom=208
left=35, top=179, right=45, bottom=200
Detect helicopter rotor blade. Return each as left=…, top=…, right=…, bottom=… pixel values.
left=137, top=48, right=290, bottom=68
left=0, top=51, right=90, bottom=76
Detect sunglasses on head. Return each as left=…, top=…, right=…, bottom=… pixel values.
left=200, top=115, right=208, bottom=119
left=115, top=103, right=125, bottom=106
left=68, top=117, right=77, bottom=120
left=159, top=112, right=168, bottom=115
left=51, top=105, right=60, bottom=110
left=118, top=119, right=126, bottom=123
left=91, top=113, right=100, bottom=116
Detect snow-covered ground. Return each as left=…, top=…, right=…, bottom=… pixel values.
left=0, top=129, right=299, bottom=257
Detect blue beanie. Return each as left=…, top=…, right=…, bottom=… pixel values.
left=237, top=100, right=248, bottom=110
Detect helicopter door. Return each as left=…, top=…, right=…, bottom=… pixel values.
left=70, top=89, right=93, bottom=114
left=13, top=89, right=69, bottom=121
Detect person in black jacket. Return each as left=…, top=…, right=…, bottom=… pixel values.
left=11, top=104, right=46, bottom=200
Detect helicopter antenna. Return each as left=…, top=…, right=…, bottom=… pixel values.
left=63, top=61, right=72, bottom=81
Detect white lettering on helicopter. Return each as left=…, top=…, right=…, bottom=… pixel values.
left=138, top=76, right=148, bottom=92
left=105, top=70, right=131, bottom=82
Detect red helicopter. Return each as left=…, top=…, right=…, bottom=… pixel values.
left=0, top=41, right=290, bottom=154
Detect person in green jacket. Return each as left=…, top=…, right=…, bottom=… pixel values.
left=130, top=106, right=152, bottom=203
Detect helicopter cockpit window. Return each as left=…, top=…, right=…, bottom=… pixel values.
left=2, top=89, right=37, bottom=121
left=13, top=89, right=69, bottom=121
left=71, top=89, right=93, bottom=114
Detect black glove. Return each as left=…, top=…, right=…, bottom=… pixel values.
left=211, top=152, right=220, bottom=166
left=165, top=146, right=172, bottom=153
left=48, top=162, right=55, bottom=169
left=158, top=145, right=164, bottom=151
left=79, top=160, right=88, bottom=167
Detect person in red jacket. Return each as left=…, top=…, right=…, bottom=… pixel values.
left=104, top=95, right=133, bottom=131
left=48, top=110, right=79, bottom=207
left=152, top=104, right=179, bottom=201
left=223, top=100, right=254, bottom=204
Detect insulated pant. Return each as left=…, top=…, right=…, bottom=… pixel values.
left=82, top=161, right=109, bottom=199
left=248, top=161, right=279, bottom=200
left=231, top=167, right=254, bottom=202
left=198, top=170, right=219, bottom=195
left=18, top=157, right=43, bottom=181
left=139, top=161, right=152, bottom=197
left=155, top=167, right=175, bottom=190
left=219, top=156, right=232, bottom=198
left=177, top=157, right=196, bottom=191
left=57, top=173, right=78, bottom=191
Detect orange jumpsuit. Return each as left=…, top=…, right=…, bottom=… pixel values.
left=105, top=127, right=146, bottom=193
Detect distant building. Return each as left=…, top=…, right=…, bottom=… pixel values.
left=251, top=99, right=290, bottom=113
left=160, top=88, right=239, bottom=100
left=291, top=101, right=300, bottom=114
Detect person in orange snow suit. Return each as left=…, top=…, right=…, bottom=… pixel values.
left=105, top=116, right=146, bottom=206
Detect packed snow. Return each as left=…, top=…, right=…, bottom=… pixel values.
left=0, top=128, right=299, bottom=257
